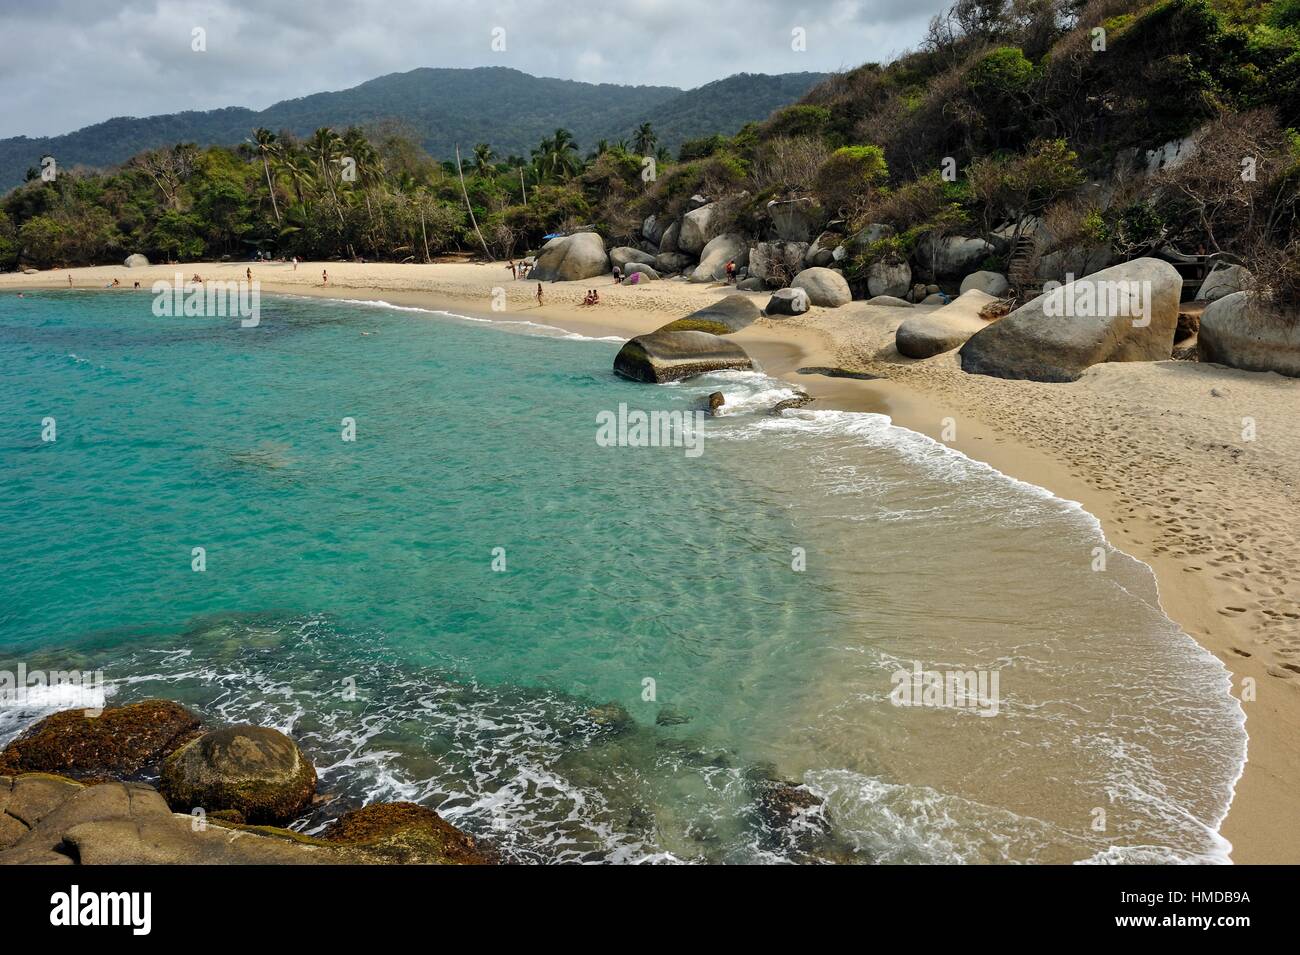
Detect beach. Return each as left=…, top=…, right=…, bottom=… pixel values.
left=4, top=260, right=1297, bottom=863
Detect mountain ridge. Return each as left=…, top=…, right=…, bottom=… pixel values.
left=0, top=66, right=825, bottom=189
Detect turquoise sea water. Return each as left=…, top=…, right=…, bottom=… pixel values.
left=0, top=290, right=1247, bottom=863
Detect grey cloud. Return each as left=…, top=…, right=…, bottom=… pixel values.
left=0, top=0, right=951, bottom=137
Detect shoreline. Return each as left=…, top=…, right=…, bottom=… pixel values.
left=4, top=260, right=1297, bottom=863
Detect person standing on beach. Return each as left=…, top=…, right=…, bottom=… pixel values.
left=292, top=256, right=298, bottom=271
left=67, top=274, right=73, bottom=288
left=612, top=265, right=622, bottom=285
left=322, top=269, right=329, bottom=286
left=536, top=283, right=543, bottom=306
left=725, top=260, right=736, bottom=284
left=507, top=260, right=517, bottom=280
left=246, top=267, right=252, bottom=283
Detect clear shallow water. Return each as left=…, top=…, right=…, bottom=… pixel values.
left=0, top=290, right=1246, bottom=863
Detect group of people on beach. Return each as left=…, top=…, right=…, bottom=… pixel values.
left=507, top=260, right=534, bottom=280
left=579, top=289, right=601, bottom=307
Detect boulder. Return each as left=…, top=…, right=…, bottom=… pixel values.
left=160, top=725, right=317, bottom=825
left=22, top=268, right=38, bottom=275
left=921, top=293, right=946, bottom=305
left=960, top=270, right=1009, bottom=296
left=688, top=193, right=711, bottom=209
left=1198, top=291, right=1300, bottom=378
left=124, top=253, right=149, bottom=268
left=641, top=215, right=665, bottom=247
left=867, top=260, right=912, bottom=299
left=680, top=294, right=761, bottom=332
left=766, top=287, right=810, bottom=316
left=322, top=802, right=493, bottom=865
left=689, top=233, right=749, bottom=283
left=654, top=252, right=692, bottom=274
left=868, top=295, right=914, bottom=307
left=791, top=267, right=852, bottom=308
left=0, top=700, right=202, bottom=782
left=530, top=232, right=609, bottom=282
left=766, top=197, right=817, bottom=242
left=959, top=257, right=1182, bottom=382
left=915, top=234, right=995, bottom=280
left=736, top=277, right=765, bottom=291
left=805, top=233, right=839, bottom=268
left=896, top=290, right=997, bottom=359
left=677, top=203, right=717, bottom=255
left=613, top=329, right=753, bottom=383
left=1197, top=264, right=1251, bottom=303
left=610, top=246, right=657, bottom=270
left=748, top=240, right=809, bottom=288
left=623, top=262, right=660, bottom=279
left=658, top=220, right=681, bottom=255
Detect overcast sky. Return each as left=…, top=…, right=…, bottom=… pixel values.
left=0, top=0, right=951, bottom=139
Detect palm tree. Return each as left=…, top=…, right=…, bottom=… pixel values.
left=472, top=143, right=495, bottom=175
left=632, top=122, right=657, bottom=156
left=531, top=128, right=582, bottom=182
left=249, top=128, right=282, bottom=225
left=307, top=127, right=347, bottom=225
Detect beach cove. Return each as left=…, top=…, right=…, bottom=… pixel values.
left=2, top=260, right=1297, bottom=863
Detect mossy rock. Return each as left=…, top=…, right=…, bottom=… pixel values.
left=658, top=317, right=733, bottom=335
left=323, top=802, right=495, bottom=865
left=0, top=700, right=202, bottom=783
left=160, top=725, right=316, bottom=825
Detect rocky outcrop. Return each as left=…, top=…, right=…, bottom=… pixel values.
left=766, top=287, right=810, bottom=316
left=896, top=290, right=996, bottom=359
left=959, top=270, right=1009, bottom=296
left=867, top=260, right=911, bottom=298
left=0, top=774, right=491, bottom=865
left=766, top=197, right=817, bottom=242
left=613, top=329, right=753, bottom=383
left=689, top=233, right=748, bottom=283
left=960, top=257, right=1182, bottom=382
left=1198, top=291, right=1300, bottom=378
left=1197, top=264, right=1251, bottom=302
left=791, top=267, right=852, bottom=307
left=160, top=725, right=316, bottom=825
left=124, top=253, right=149, bottom=268
left=677, top=203, right=717, bottom=255
left=868, top=295, right=914, bottom=307
left=0, top=700, right=202, bottom=782
left=530, top=232, right=610, bottom=282
left=748, top=240, right=808, bottom=287
left=610, top=246, right=657, bottom=270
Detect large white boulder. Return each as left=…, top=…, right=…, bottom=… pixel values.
left=124, top=253, right=150, bottom=268
left=1198, top=291, right=1300, bottom=378
left=959, top=270, right=1009, bottom=296
left=530, top=232, right=610, bottom=282
left=791, top=267, right=852, bottom=308
left=689, top=233, right=749, bottom=283
left=959, top=258, right=1182, bottom=382
left=1197, top=264, right=1251, bottom=302
left=610, top=246, right=657, bottom=271
left=677, top=203, right=717, bottom=255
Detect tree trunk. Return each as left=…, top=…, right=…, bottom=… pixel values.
left=456, top=144, right=493, bottom=260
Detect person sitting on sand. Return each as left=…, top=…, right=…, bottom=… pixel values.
left=191, top=274, right=203, bottom=285
left=133, top=280, right=141, bottom=289
left=590, top=289, right=600, bottom=306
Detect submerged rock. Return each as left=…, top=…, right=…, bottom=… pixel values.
left=613, top=329, right=754, bottom=383
left=322, top=801, right=494, bottom=864
left=0, top=700, right=202, bottom=783
left=707, top=392, right=726, bottom=414
left=960, top=257, right=1182, bottom=382
left=160, top=725, right=317, bottom=825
